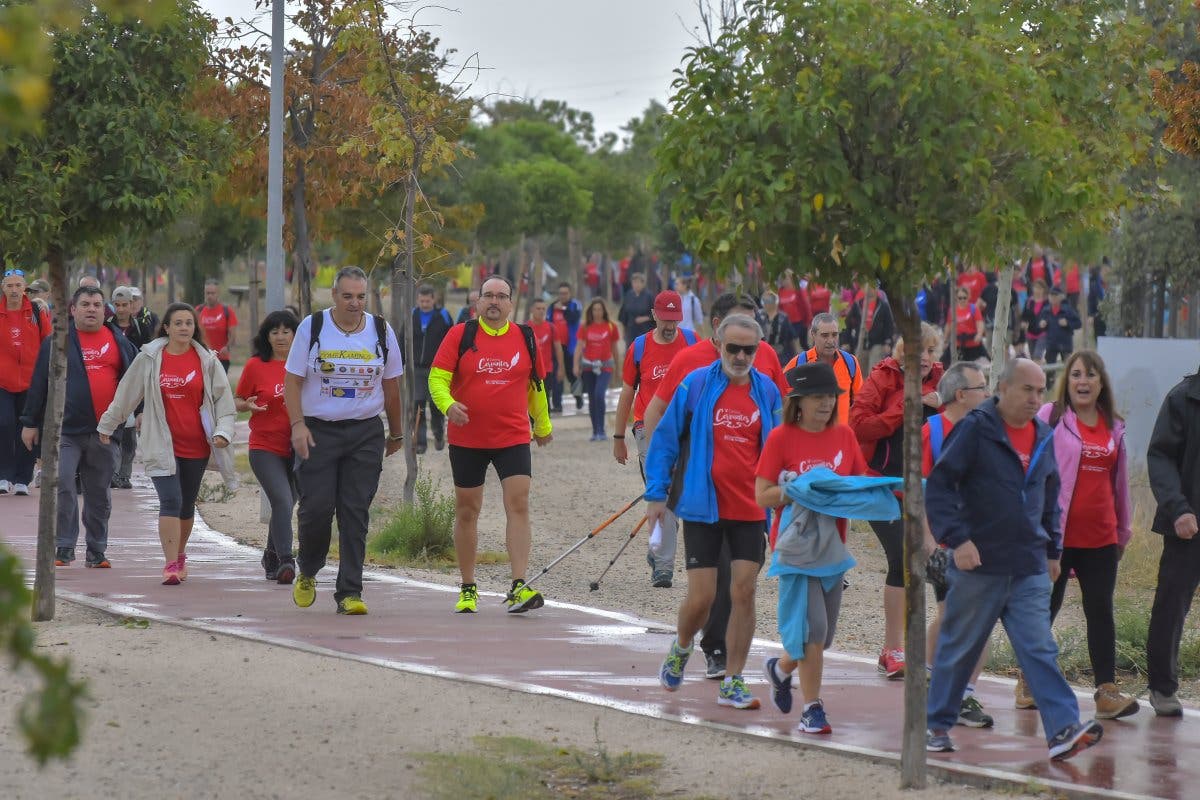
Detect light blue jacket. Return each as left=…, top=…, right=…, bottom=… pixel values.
left=644, top=362, right=782, bottom=523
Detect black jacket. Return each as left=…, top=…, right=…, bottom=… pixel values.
left=21, top=321, right=138, bottom=436
left=1036, top=301, right=1081, bottom=351
left=618, top=289, right=654, bottom=343
left=407, top=306, right=455, bottom=367
left=843, top=295, right=895, bottom=350
left=1148, top=372, right=1200, bottom=536
left=117, top=315, right=155, bottom=350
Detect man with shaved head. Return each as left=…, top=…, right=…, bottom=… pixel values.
left=924, top=358, right=1103, bottom=761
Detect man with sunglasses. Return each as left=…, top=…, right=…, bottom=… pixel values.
left=645, top=314, right=782, bottom=709
left=1, top=268, right=52, bottom=495
left=429, top=276, right=553, bottom=615
left=640, top=292, right=788, bottom=679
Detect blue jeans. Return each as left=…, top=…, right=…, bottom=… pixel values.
left=582, top=369, right=610, bottom=436
left=928, top=565, right=1080, bottom=744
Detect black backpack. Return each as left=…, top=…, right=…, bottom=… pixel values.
left=457, top=319, right=542, bottom=391
left=309, top=310, right=390, bottom=363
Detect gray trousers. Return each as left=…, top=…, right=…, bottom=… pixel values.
left=635, top=424, right=677, bottom=573
left=116, top=424, right=137, bottom=482
left=249, top=449, right=297, bottom=561
left=57, top=431, right=120, bottom=560
left=296, top=416, right=385, bottom=602
left=411, top=365, right=444, bottom=447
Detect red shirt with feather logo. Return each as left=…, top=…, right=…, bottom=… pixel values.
left=710, top=382, right=765, bottom=521
left=77, top=327, right=122, bottom=422
left=159, top=348, right=209, bottom=458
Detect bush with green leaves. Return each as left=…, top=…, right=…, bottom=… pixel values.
left=369, top=475, right=456, bottom=564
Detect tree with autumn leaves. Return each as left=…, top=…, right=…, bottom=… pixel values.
left=657, top=0, right=1156, bottom=785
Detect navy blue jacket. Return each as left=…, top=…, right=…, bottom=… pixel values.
left=21, top=322, right=138, bottom=436
left=926, top=397, right=1062, bottom=576
left=1037, top=301, right=1081, bottom=351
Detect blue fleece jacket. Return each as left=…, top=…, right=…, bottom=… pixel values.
left=643, top=362, right=781, bottom=523
left=21, top=322, right=138, bottom=436
left=925, top=397, right=1061, bottom=576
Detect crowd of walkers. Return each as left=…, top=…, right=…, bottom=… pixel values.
left=4, top=256, right=1197, bottom=768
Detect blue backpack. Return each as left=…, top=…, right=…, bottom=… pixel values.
left=630, top=329, right=698, bottom=390
left=928, top=413, right=947, bottom=463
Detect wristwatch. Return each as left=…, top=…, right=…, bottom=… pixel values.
left=387, top=434, right=404, bottom=442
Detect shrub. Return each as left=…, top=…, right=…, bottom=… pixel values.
left=369, top=474, right=455, bottom=564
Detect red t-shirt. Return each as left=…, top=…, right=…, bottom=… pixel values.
left=159, top=348, right=209, bottom=458
left=1029, top=259, right=1047, bottom=286
left=1065, top=264, right=1082, bottom=294
left=957, top=271, right=987, bottom=303
left=710, top=382, right=765, bottom=521
left=432, top=323, right=539, bottom=449
left=551, top=316, right=569, bottom=347
left=808, top=283, right=831, bottom=315
left=921, top=413, right=956, bottom=477
left=952, top=303, right=983, bottom=343
left=198, top=303, right=237, bottom=355
left=654, top=339, right=788, bottom=405
left=528, top=320, right=554, bottom=376
left=621, top=333, right=693, bottom=422
left=1065, top=417, right=1118, bottom=548
left=777, top=288, right=809, bottom=324
left=756, top=423, right=866, bottom=544
left=1004, top=421, right=1036, bottom=472
left=77, top=327, right=122, bottom=422
left=579, top=321, right=619, bottom=365
left=236, top=356, right=291, bottom=457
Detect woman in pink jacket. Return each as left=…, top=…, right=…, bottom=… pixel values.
left=1038, top=350, right=1138, bottom=719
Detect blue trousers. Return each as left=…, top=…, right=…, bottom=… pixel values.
left=928, top=565, right=1080, bottom=744
left=582, top=370, right=610, bottom=436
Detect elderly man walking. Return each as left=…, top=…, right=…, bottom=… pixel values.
left=925, top=358, right=1102, bottom=760
left=645, top=314, right=782, bottom=710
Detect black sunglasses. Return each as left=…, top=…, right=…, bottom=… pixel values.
left=724, top=342, right=758, bottom=357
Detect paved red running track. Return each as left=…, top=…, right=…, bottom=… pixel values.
left=3, top=482, right=1196, bottom=799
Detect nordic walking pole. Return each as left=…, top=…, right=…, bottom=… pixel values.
left=503, top=496, right=643, bottom=601
left=589, top=514, right=649, bottom=592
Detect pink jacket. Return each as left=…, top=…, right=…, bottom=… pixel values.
left=1037, top=403, right=1132, bottom=549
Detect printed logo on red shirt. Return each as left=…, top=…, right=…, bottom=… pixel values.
left=81, top=341, right=113, bottom=368
left=714, top=407, right=760, bottom=429
left=650, top=364, right=669, bottom=381
left=798, top=450, right=844, bottom=473
left=161, top=369, right=198, bottom=392
left=477, top=350, right=521, bottom=375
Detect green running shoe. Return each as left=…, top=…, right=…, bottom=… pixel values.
left=506, top=581, right=544, bottom=613
left=455, top=584, right=478, bottom=613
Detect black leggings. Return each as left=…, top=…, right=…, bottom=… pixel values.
left=1049, top=543, right=1119, bottom=686
left=869, top=519, right=905, bottom=588
left=151, top=456, right=209, bottom=519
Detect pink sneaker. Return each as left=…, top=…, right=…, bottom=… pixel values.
left=162, top=561, right=181, bottom=585
left=878, top=648, right=905, bottom=680
left=176, top=552, right=188, bottom=582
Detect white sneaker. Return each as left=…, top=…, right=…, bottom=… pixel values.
left=0, top=480, right=10, bottom=494
left=13, top=483, right=29, bottom=496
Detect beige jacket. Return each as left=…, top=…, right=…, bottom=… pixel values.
left=98, top=338, right=236, bottom=477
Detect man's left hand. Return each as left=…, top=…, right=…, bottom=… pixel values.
left=385, top=438, right=403, bottom=457
left=1048, top=558, right=1061, bottom=582
left=534, top=433, right=552, bottom=447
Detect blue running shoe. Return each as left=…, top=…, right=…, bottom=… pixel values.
left=798, top=700, right=832, bottom=734
left=927, top=729, right=955, bottom=752
left=1049, top=719, right=1103, bottom=761
left=659, top=639, right=692, bottom=691
left=763, top=657, right=793, bottom=714
left=717, top=675, right=761, bottom=710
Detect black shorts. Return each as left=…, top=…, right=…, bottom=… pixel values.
left=682, top=519, right=766, bottom=569
left=448, top=444, right=531, bottom=489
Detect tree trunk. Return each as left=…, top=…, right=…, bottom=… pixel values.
left=988, top=264, right=1015, bottom=392
left=892, top=284, right=927, bottom=790
left=292, top=160, right=313, bottom=317
left=32, top=245, right=71, bottom=621
left=399, top=165, right=420, bottom=506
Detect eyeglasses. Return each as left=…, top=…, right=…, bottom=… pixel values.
left=480, top=292, right=511, bottom=301
left=724, top=342, right=759, bottom=357
left=963, top=384, right=988, bottom=392
left=957, top=294, right=969, bottom=300
left=4, top=269, right=25, bottom=277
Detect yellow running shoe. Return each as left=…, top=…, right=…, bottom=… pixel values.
left=292, top=574, right=316, bottom=608
left=337, top=595, right=368, bottom=615
left=455, top=584, right=478, bottom=613
left=506, top=581, right=544, bottom=614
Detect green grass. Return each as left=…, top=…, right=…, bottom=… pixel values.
left=413, top=724, right=707, bottom=800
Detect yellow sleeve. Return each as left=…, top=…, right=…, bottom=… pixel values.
left=528, top=381, right=552, bottom=438
left=429, top=366, right=455, bottom=414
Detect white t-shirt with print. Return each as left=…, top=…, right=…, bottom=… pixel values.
left=284, top=310, right=404, bottom=421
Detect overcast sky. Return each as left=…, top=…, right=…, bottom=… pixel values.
left=200, top=0, right=707, bottom=137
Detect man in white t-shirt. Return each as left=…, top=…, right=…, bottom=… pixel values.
left=284, top=267, right=404, bottom=615
left=675, top=276, right=704, bottom=335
